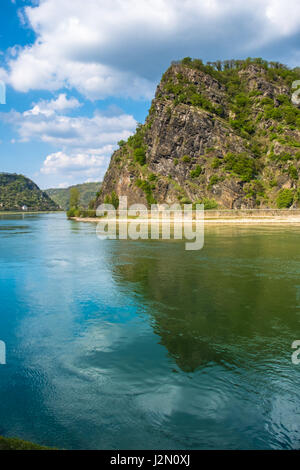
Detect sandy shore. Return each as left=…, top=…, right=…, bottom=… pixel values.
left=71, top=216, right=300, bottom=225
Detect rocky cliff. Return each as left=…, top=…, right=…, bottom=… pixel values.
left=97, top=58, right=300, bottom=209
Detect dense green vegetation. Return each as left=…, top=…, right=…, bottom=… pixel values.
left=69, top=187, right=80, bottom=209
left=135, top=179, right=157, bottom=205
left=223, top=152, right=258, bottom=182
left=164, top=78, right=224, bottom=116
left=178, top=56, right=300, bottom=89
left=190, top=165, right=202, bottom=178
left=127, top=124, right=147, bottom=166
left=164, top=57, right=300, bottom=138
left=67, top=207, right=97, bottom=218
left=46, top=182, right=101, bottom=210
left=0, top=436, right=52, bottom=450
left=0, top=173, right=59, bottom=211
left=104, top=191, right=119, bottom=209
left=67, top=189, right=118, bottom=218
left=193, top=197, right=218, bottom=210
left=276, top=189, right=294, bottom=208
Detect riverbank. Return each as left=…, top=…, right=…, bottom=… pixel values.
left=70, top=209, right=300, bottom=225
left=0, top=210, right=63, bottom=215
left=0, top=436, right=52, bottom=450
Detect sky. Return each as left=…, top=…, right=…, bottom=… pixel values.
left=0, top=0, right=299, bottom=189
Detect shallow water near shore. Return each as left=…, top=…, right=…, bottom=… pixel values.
left=0, top=212, right=300, bottom=449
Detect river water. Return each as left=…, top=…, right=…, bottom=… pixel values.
left=0, top=212, right=299, bottom=449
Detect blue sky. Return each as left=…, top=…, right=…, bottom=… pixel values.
left=0, top=0, right=299, bottom=189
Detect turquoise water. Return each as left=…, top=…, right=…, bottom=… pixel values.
left=0, top=212, right=300, bottom=449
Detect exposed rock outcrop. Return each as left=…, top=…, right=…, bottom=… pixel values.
left=97, top=58, right=300, bottom=209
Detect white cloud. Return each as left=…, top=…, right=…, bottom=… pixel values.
left=12, top=111, right=136, bottom=148
left=3, top=0, right=300, bottom=100
left=1, top=101, right=137, bottom=146
left=265, top=0, right=300, bottom=36
left=0, top=97, right=137, bottom=183
left=24, top=93, right=81, bottom=117
left=0, top=67, right=8, bottom=82
left=57, top=181, right=70, bottom=188
left=40, top=151, right=106, bottom=180
left=2, top=0, right=300, bottom=188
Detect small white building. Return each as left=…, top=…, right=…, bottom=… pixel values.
left=21, top=205, right=28, bottom=211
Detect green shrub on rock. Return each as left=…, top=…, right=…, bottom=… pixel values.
left=288, top=165, right=298, bottom=180
left=193, top=198, right=218, bottom=210
left=224, top=152, right=257, bottom=182
left=190, top=165, right=202, bottom=178
left=276, top=189, right=294, bottom=208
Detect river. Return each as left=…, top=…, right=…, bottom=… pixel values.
left=0, top=212, right=299, bottom=449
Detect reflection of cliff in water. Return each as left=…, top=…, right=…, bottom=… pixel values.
left=105, top=228, right=299, bottom=373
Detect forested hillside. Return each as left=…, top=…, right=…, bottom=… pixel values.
left=0, top=173, right=59, bottom=211
left=46, top=182, right=101, bottom=210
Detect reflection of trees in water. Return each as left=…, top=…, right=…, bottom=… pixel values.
left=105, top=233, right=298, bottom=372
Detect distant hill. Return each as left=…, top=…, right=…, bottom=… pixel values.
left=0, top=173, right=59, bottom=211
left=46, top=182, right=101, bottom=210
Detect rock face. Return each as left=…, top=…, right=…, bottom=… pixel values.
left=97, top=58, right=300, bottom=209
left=0, top=173, right=59, bottom=211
